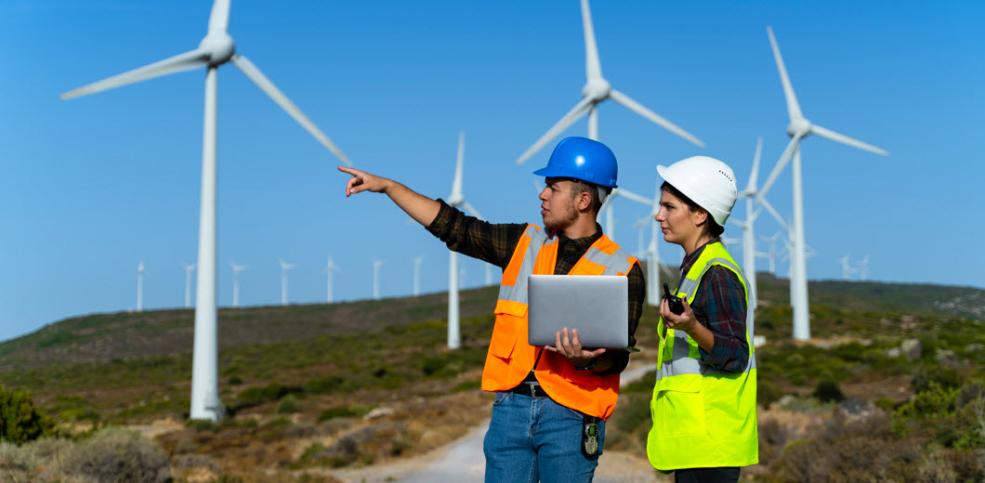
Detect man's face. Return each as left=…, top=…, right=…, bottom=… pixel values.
left=539, top=178, right=580, bottom=231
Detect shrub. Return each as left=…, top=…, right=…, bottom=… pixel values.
left=812, top=380, right=845, bottom=404
left=276, top=395, right=299, bottom=414
left=0, top=385, right=50, bottom=444
left=912, top=366, right=961, bottom=394
left=59, top=428, right=171, bottom=482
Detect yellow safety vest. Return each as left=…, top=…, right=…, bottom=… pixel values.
left=483, top=224, right=639, bottom=420
left=646, top=241, right=758, bottom=470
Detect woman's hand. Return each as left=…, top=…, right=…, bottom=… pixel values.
left=544, top=327, right=606, bottom=368
left=660, top=297, right=698, bottom=335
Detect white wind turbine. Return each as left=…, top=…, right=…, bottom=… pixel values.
left=230, top=262, right=246, bottom=308
left=372, top=260, right=384, bottom=300
left=412, top=256, right=423, bottom=297
left=62, top=0, right=350, bottom=421
left=607, top=184, right=661, bottom=306
left=447, top=131, right=483, bottom=350
left=324, top=257, right=338, bottom=303
left=279, top=259, right=295, bottom=306
left=136, top=260, right=145, bottom=313
left=839, top=255, right=857, bottom=280
left=761, top=232, right=782, bottom=275
left=858, top=255, right=870, bottom=281
left=515, top=0, right=703, bottom=240
left=759, top=26, right=888, bottom=341
left=182, top=262, right=196, bottom=308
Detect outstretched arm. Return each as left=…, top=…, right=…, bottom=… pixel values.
left=339, top=166, right=441, bottom=227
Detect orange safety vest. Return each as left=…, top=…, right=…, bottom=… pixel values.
left=482, top=224, right=639, bottom=420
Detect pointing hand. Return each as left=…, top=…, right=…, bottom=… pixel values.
left=338, top=166, right=391, bottom=197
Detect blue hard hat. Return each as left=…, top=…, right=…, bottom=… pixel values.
left=533, top=137, right=618, bottom=188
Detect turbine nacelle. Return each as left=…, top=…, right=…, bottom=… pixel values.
left=199, top=32, right=235, bottom=66
left=786, top=118, right=811, bottom=138
left=581, top=77, right=611, bottom=101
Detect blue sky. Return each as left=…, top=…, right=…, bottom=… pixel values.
left=1, top=0, right=983, bottom=342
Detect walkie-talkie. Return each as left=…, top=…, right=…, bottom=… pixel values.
left=663, top=283, right=685, bottom=315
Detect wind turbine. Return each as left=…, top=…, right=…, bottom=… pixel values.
left=372, top=260, right=384, bottom=300
left=839, top=256, right=857, bottom=280
left=324, top=257, right=338, bottom=303
left=759, top=26, right=888, bottom=341
left=515, top=0, right=703, bottom=240
left=136, top=260, right=145, bottom=313
left=61, top=0, right=350, bottom=421
left=606, top=184, right=661, bottom=306
left=728, top=138, right=773, bottom=314
left=761, top=232, right=782, bottom=275
left=858, top=255, right=870, bottom=281
left=412, top=256, right=423, bottom=297
left=279, top=259, right=295, bottom=306
left=230, top=262, right=246, bottom=307
left=446, top=131, right=483, bottom=350
left=182, top=262, right=196, bottom=308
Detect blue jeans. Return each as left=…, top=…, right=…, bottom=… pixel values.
left=483, top=391, right=605, bottom=483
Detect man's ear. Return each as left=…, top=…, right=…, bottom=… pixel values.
left=577, top=191, right=593, bottom=212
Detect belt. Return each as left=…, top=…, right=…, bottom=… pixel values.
left=509, top=380, right=548, bottom=398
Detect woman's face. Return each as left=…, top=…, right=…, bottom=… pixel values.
left=655, top=189, right=699, bottom=246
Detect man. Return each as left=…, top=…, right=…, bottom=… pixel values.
left=339, top=136, right=645, bottom=482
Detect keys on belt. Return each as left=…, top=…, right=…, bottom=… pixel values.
left=509, top=380, right=548, bottom=398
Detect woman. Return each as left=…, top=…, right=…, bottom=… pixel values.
left=646, top=156, right=758, bottom=483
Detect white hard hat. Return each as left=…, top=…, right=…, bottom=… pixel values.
left=657, top=156, right=738, bottom=226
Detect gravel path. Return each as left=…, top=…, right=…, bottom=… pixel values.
left=331, top=363, right=664, bottom=482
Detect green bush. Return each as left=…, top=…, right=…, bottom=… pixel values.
left=912, top=367, right=961, bottom=394
left=0, top=385, right=50, bottom=444
left=276, top=395, right=299, bottom=414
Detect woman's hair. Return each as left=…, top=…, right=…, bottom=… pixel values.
left=661, top=181, right=724, bottom=237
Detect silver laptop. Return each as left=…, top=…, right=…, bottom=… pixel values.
left=527, top=274, right=629, bottom=349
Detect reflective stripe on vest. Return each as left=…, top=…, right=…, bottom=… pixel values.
left=655, top=256, right=757, bottom=382
left=646, top=241, right=759, bottom=470
left=481, top=224, right=639, bottom=420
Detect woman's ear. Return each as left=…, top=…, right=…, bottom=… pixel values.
left=691, top=207, right=709, bottom=227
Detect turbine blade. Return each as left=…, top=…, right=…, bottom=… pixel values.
left=613, top=187, right=651, bottom=206
left=758, top=196, right=789, bottom=231
left=746, top=137, right=763, bottom=193
left=231, top=54, right=351, bottom=165
left=515, top=97, right=593, bottom=165
left=581, top=0, right=603, bottom=80
left=462, top=201, right=484, bottom=220
left=758, top=135, right=800, bottom=199
left=61, top=49, right=208, bottom=100
left=609, top=89, right=704, bottom=147
left=811, top=124, right=888, bottom=156
left=208, top=0, right=231, bottom=34
left=451, top=131, right=465, bottom=199
left=767, top=26, right=804, bottom=122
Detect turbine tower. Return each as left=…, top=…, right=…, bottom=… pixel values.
left=182, top=262, right=196, bottom=308
left=759, top=26, right=888, bottom=341
left=279, top=259, right=295, bottom=306
left=62, top=0, right=351, bottom=421
left=372, top=260, right=384, bottom=300
left=515, top=0, right=703, bottom=240
left=412, top=256, right=423, bottom=297
left=446, top=131, right=483, bottom=349
left=136, top=260, right=145, bottom=313
left=230, top=262, right=246, bottom=307
left=324, top=257, right=338, bottom=303
left=604, top=185, right=660, bottom=306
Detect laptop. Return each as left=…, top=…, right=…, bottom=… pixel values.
left=527, top=274, right=629, bottom=349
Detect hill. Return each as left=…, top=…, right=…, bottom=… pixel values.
left=1, top=271, right=984, bottom=481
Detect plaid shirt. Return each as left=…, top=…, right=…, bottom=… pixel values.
left=677, top=240, right=750, bottom=373
left=427, top=200, right=645, bottom=374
